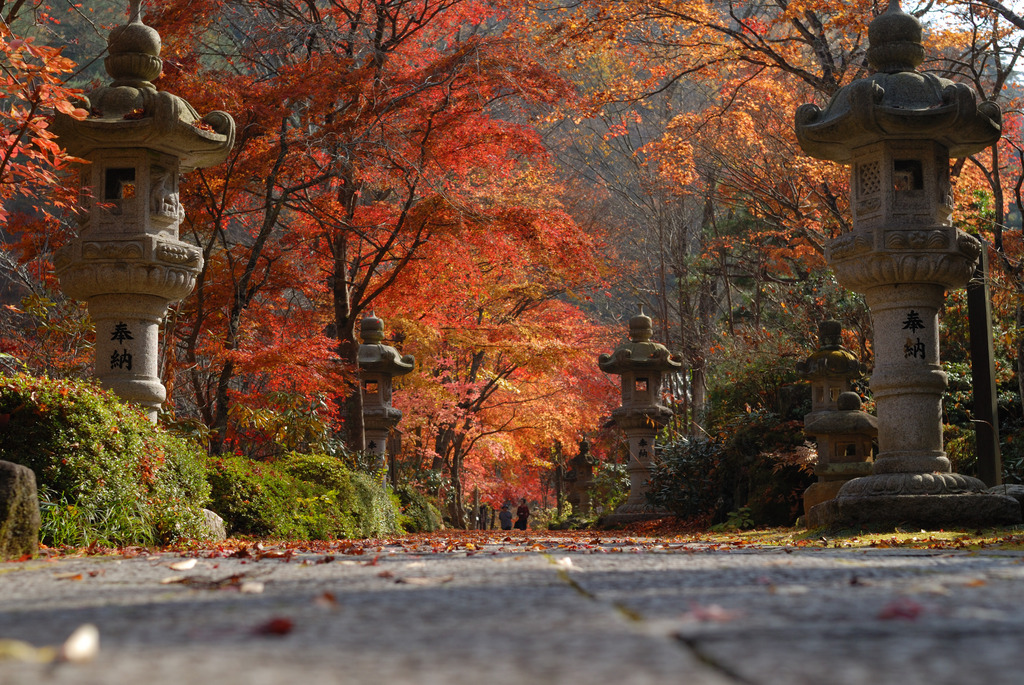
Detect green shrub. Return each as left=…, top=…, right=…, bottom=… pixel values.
left=716, top=411, right=814, bottom=526
left=0, top=374, right=210, bottom=546
left=647, top=436, right=723, bottom=522
left=648, top=412, right=814, bottom=527
left=396, top=485, right=444, bottom=533
left=590, top=461, right=629, bottom=514
left=205, top=452, right=401, bottom=539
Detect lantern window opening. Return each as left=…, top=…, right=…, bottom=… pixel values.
left=830, top=386, right=840, bottom=402
left=635, top=378, right=649, bottom=393
left=104, top=167, right=137, bottom=214
left=893, top=159, right=923, bottom=192
left=363, top=380, right=379, bottom=396
left=844, top=443, right=858, bottom=457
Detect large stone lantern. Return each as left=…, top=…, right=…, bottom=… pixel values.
left=357, top=314, right=414, bottom=475
left=795, top=1, right=1019, bottom=526
left=598, top=310, right=681, bottom=524
left=51, top=1, right=234, bottom=420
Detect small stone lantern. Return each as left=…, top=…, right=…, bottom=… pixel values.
left=795, top=0, right=1019, bottom=526
left=598, top=310, right=681, bottom=524
left=797, top=321, right=875, bottom=514
left=796, top=320, right=867, bottom=421
left=357, top=314, right=414, bottom=476
left=802, top=392, right=878, bottom=516
left=565, top=439, right=597, bottom=516
left=51, top=1, right=234, bottom=421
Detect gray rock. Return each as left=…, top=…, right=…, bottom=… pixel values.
left=0, top=460, right=40, bottom=559
left=987, top=484, right=1024, bottom=508
left=201, top=508, right=227, bottom=542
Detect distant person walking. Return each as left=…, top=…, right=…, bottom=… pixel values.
left=514, top=498, right=529, bottom=530
left=498, top=504, right=513, bottom=530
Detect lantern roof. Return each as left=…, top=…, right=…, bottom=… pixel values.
left=795, top=0, right=1000, bottom=162
left=796, top=320, right=867, bottom=381
left=358, top=314, right=415, bottom=376
left=598, top=308, right=682, bottom=375
left=51, top=1, right=234, bottom=171
left=804, top=392, right=878, bottom=435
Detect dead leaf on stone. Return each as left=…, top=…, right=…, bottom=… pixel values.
left=679, top=603, right=744, bottom=623
left=553, top=556, right=574, bottom=570
left=253, top=618, right=293, bottom=636
left=907, top=581, right=949, bottom=595
left=53, top=572, right=84, bottom=581
left=159, top=575, right=189, bottom=585
left=58, top=624, right=99, bottom=663
left=877, top=598, right=924, bottom=620
left=0, top=639, right=56, bottom=663
left=771, top=584, right=810, bottom=595
left=168, top=558, right=198, bottom=571
left=395, top=575, right=454, bottom=586
left=161, top=573, right=257, bottom=590
left=313, top=592, right=339, bottom=609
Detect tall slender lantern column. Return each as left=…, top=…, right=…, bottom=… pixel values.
left=795, top=1, right=1019, bottom=527
left=598, top=310, right=681, bottom=525
left=51, top=0, right=235, bottom=421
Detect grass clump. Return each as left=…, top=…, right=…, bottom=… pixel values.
left=206, top=452, right=402, bottom=539
left=395, top=485, right=443, bottom=533
left=0, top=374, right=210, bottom=546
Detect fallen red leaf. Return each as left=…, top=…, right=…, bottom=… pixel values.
left=254, top=618, right=294, bottom=636
left=878, top=598, right=923, bottom=620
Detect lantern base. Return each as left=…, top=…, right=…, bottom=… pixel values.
left=807, top=492, right=1020, bottom=530
left=600, top=502, right=671, bottom=528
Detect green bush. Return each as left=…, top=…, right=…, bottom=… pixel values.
left=647, top=436, right=723, bottom=522
left=205, top=452, right=401, bottom=539
left=396, top=485, right=443, bottom=533
left=648, top=411, right=814, bottom=527
left=0, top=374, right=210, bottom=546
left=590, top=461, right=629, bottom=515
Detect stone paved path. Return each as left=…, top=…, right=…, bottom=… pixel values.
left=2, top=534, right=1023, bottom=684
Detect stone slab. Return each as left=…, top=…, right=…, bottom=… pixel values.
left=4, top=536, right=1024, bottom=684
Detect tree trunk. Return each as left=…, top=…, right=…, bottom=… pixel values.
left=332, top=229, right=364, bottom=452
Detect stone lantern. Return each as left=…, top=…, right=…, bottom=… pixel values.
left=796, top=321, right=875, bottom=514
left=598, top=310, right=681, bottom=524
left=796, top=320, right=867, bottom=422
left=802, top=392, right=878, bottom=516
left=795, top=1, right=1019, bottom=527
left=357, top=314, right=414, bottom=475
left=565, top=439, right=597, bottom=516
left=50, top=1, right=234, bottom=421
